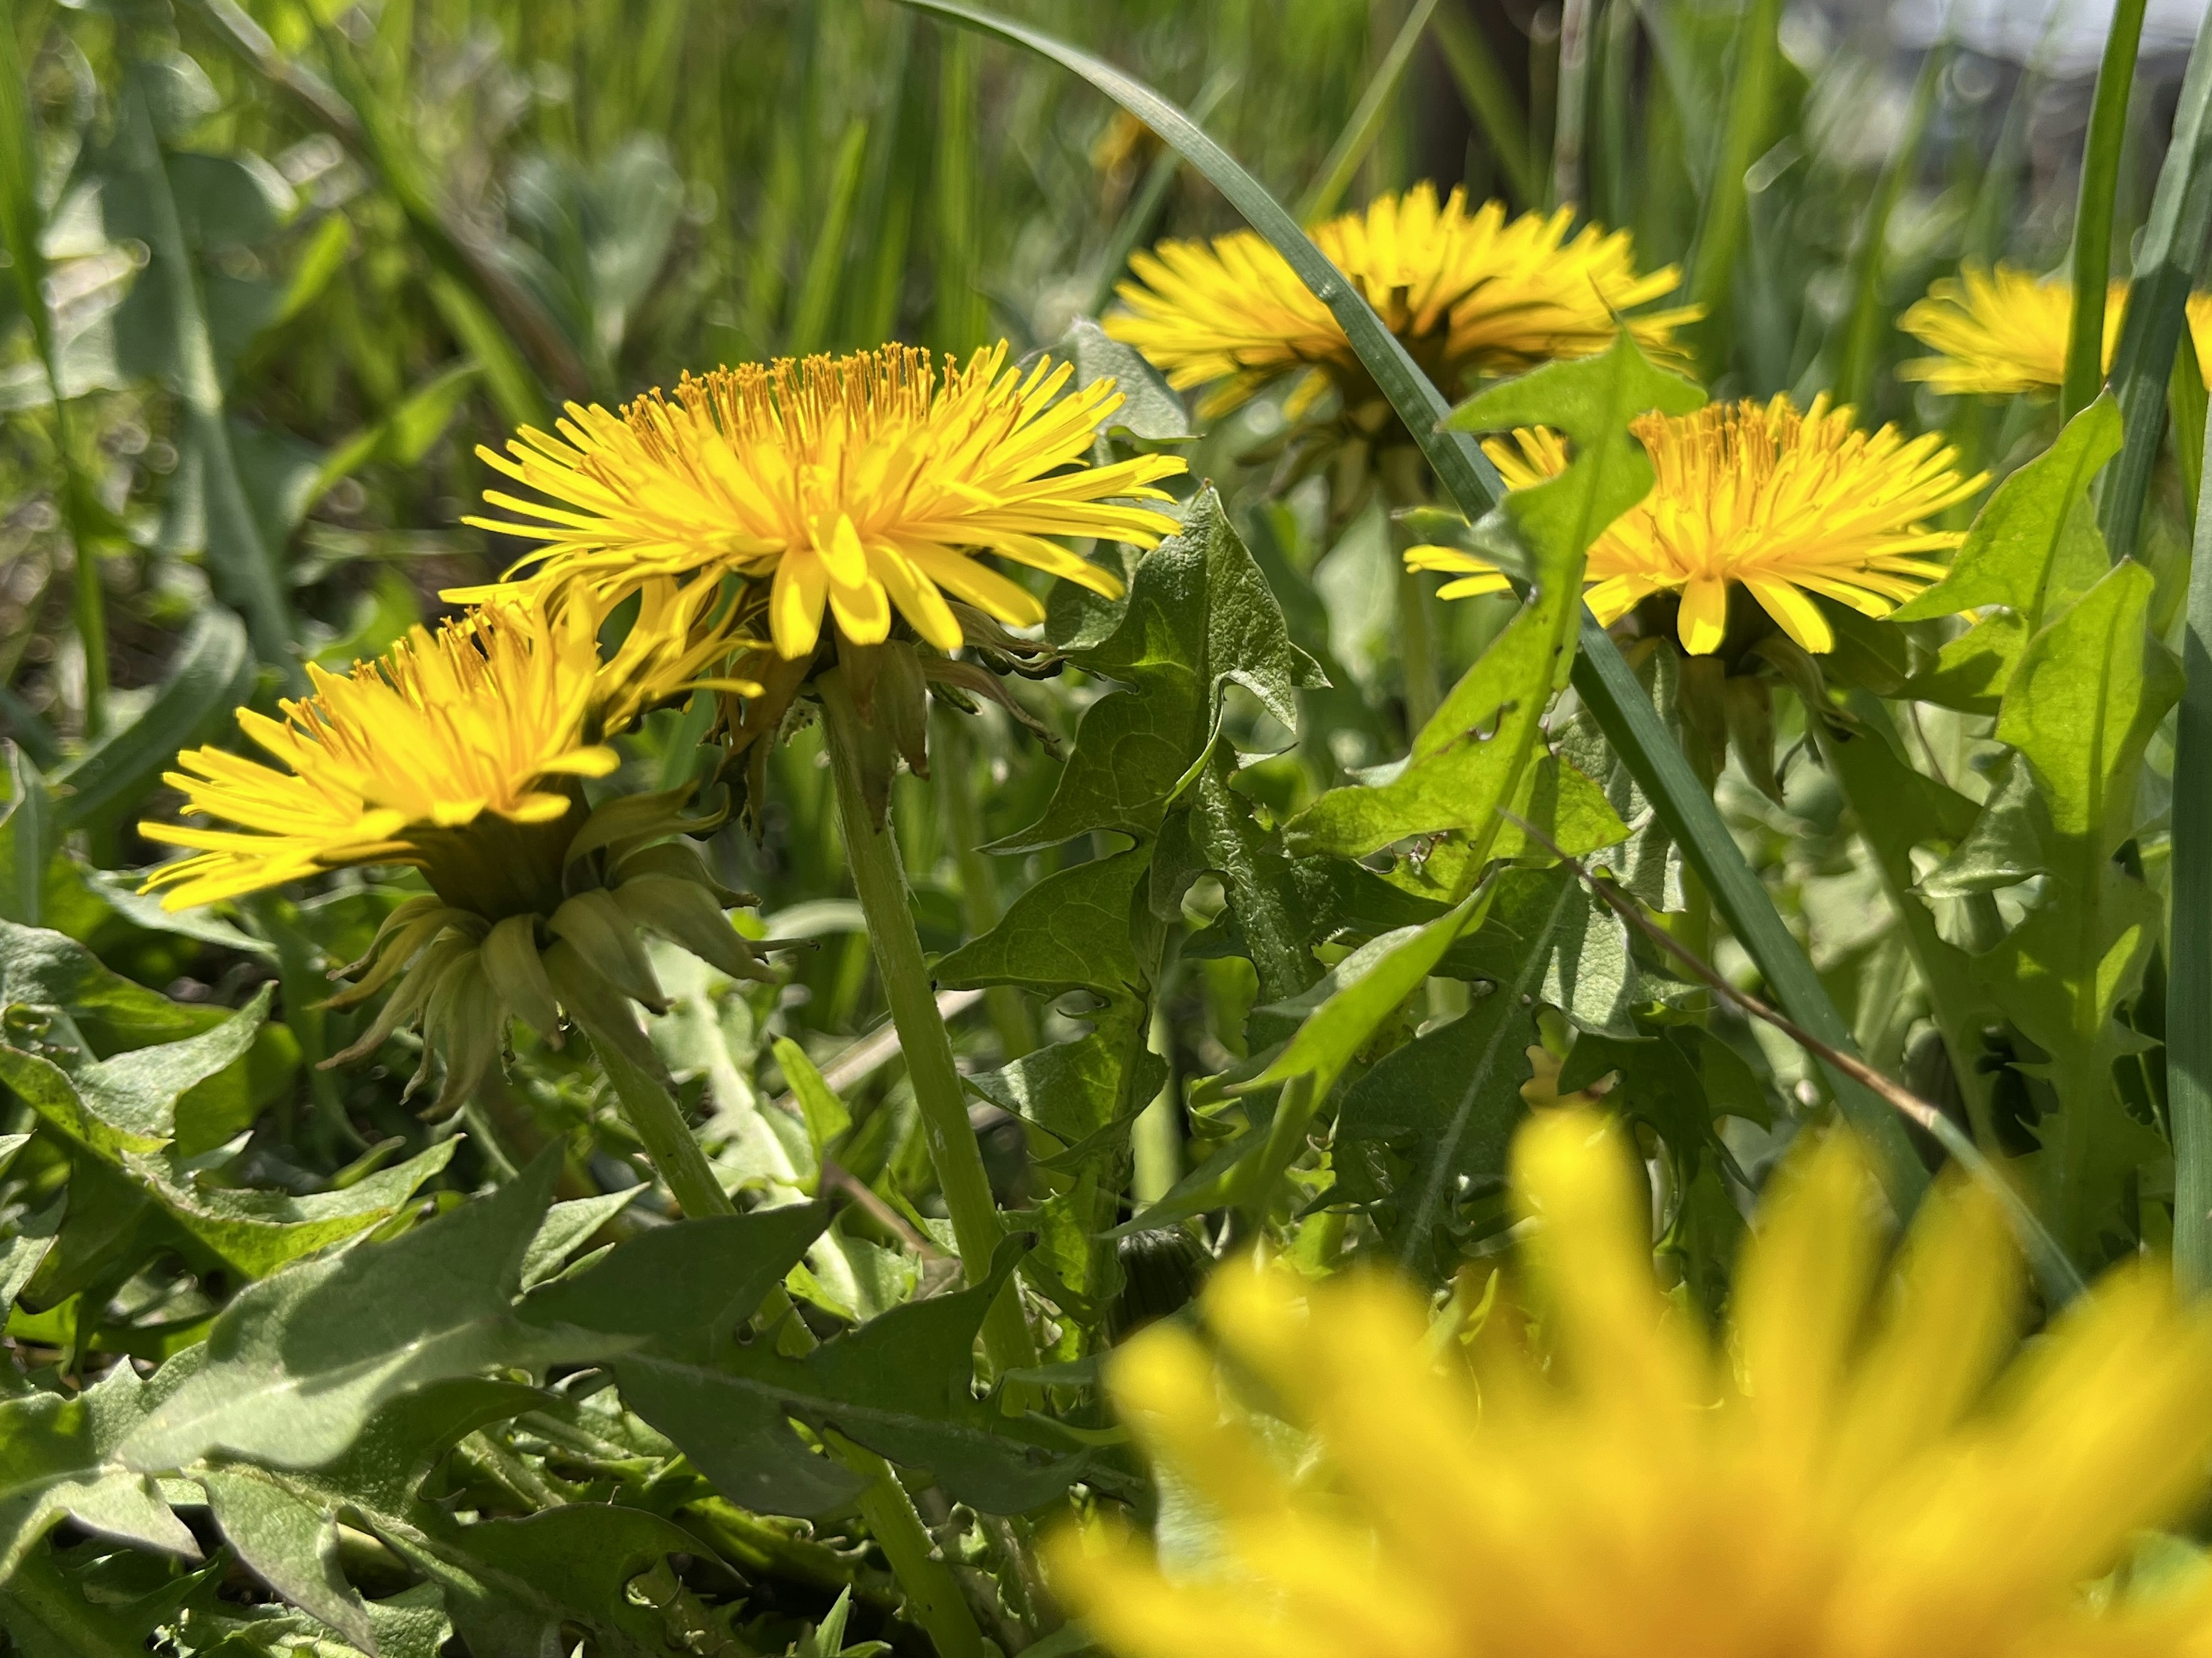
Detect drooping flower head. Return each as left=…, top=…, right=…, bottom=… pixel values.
left=1899, top=263, right=2212, bottom=397
left=139, top=582, right=747, bottom=917
left=1105, top=184, right=1698, bottom=422
left=456, top=343, right=1185, bottom=662
left=1055, top=1110, right=2212, bottom=1658
left=1410, top=394, right=1986, bottom=655
left=139, top=583, right=771, bottom=1114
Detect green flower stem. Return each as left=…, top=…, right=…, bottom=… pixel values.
left=817, top=668, right=1039, bottom=1373
left=581, top=1026, right=735, bottom=1220
left=827, top=1432, right=988, bottom=1658
left=1379, top=446, right=1440, bottom=736
left=932, top=705, right=1039, bottom=1061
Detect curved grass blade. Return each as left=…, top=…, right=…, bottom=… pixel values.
left=1832, top=43, right=1948, bottom=413
left=1297, top=0, right=1442, bottom=225
left=2100, top=2, right=2212, bottom=563
left=891, top=0, right=1933, bottom=1212
left=1433, top=4, right=1541, bottom=208
left=2173, top=418, right=2212, bottom=1293
left=2064, top=0, right=2150, bottom=421
left=1683, top=0, right=1782, bottom=374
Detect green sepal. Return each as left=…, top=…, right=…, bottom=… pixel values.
left=609, top=874, right=772, bottom=984
left=548, top=890, right=667, bottom=1014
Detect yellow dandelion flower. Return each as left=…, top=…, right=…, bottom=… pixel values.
left=138, top=580, right=750, bottom=915
left=1054, top=1109, right=2212, bottom=1658
left=455, top=342, right=1185, bottom=662
left=1899, top=263, right=2212, bottom=396
left=1408, top=394, right=1986, bottom=655
left=1104, top=184, right=1699, bottom=421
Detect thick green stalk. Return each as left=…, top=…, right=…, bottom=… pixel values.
left=1296, top=0, right=1440, bottom=224
left=1379, top=447, right=1441, bottom=737
left=583, top=1028, right=734, bottom=1220
left=817, top=670, right=1037, bottom=1371
left=1433, top=4, right=1541, bottom=208
left=2173, top=414, right=2212, bottom=1293
left=828, top=1434, right=987, bottom=1658
left=1684, top=0, right=1782, bottom=372
left=932, top=708, right=1037, bottom=1060
left=2063, top=0, right=2150, bottom=420
left=1550, top=0, right=1592, bottom=209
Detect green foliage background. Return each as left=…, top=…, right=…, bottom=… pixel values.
left=3, top=0, right=2210, bottom=1653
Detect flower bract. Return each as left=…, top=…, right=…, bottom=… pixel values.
left=1408, top=394, right=1985, bottom=655
left=457, top=342, right=1185, bottom=662
left=1104, top=184, right=1698, bottom=421
left=1054, top=1109, right=2212, bottom=1658
left=1898, top=263, right=2212, bottom=396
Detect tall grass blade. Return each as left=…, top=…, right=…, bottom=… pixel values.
left=1433, top=4, right=1541, bottom=209
left=2100, top=4, right=2212, bottom=563
left=0, top=9, right=107, bottom=732
left=843, top=12, right=919, bottom=348
left=933, top=27, right=988, bottom=352
left=1297, top=0, right=1441, bottom=225
left=1591, top=0, right=1635, bottom=228
left=119, top=64, right=298, bottom=681
left=788, top=117, right=870, bottom=356
left=1684, top=0, right=1782, bottom=372
left=1832, top=43, right=1947, bottom=413
left=893, top=0, right=1944, bottom=1219
left=2065, top=0, right=2149, bottom=420
left=2175, top=415, right=2212, bottom=1294
left=1550, top=0, right=1592, bottom=211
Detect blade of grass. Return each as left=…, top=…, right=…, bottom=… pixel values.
left=2176, top=336, right=2208, bottom=510
left=119, top=60, right=300, bottom=683
left=1832, top=42, right=1947, bottom=413
left=1684, top=0, right=1782, bottom=373
left=843, top=11, right=919, bottom=348
left=2064, top=0, right=2149, bottom=420
left=1550, top=0, right=1592, bottom=210
left=1297, top=0, right=1441, bottom=225
left=2100, top=3, right=2212, bottom=563
left=787, top=116, right=870, bottom=356
left=933, top=26, right=988, bottom=352
left=1433, top=2, right=1541, bottom=208
left=894, top=0, right=1929, bottom=1211
left=0, top=9, right=107, bottom=734
left=1591, top=0, right=1635, bottom=228
left=2175, top=409, right=2212, bottom=1293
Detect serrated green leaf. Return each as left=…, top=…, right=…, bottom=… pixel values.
left=1334, top=990, right=1534, bottom=1270
left=122, top=1151, right=584, bottom=1473
left=1438, top=865, right=1639, bottom=1037
left=0, top=987, right=271, bottom=1158
left=1970, top=561, right=2183, bottom=1254
left=0, top=1363, right=199, bottom=1581
left=1230, top=887, right=1485, bottom=1106
left=993, top=489, right=1319, bottom=851
left=199, top=1467, right=374, bottom=1652
left=1287, top=336, right=1696, bottom=871
left=933, top=849, right=1146, bottom=999
left=518, top=1187, right=643, bottom=1292
left=0, top=921, right=229, bottom=1054
left=577, top=1237, right=1109, bottom=1517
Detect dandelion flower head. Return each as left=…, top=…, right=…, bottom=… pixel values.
left=139, top=583, right=743, bottom=916
left=1105, top=184, right=1698, bottom=421
left=1408, top=394, right=1986, bottom=655
left=459, top=342, right=1185, bottom=662
left=1899, top=263, right=2212, bottom=397
left=1055, top=1109, right=2212, bottom=1658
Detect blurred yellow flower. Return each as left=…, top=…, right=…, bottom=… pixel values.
left=1055, top=1110, right=2212, bottom=1658
left=139, top=582, right=745, bottom=914
left=1899, top=263, right=2212, bottom=397
left=1105, top=184, right=1697, bottom=421
left=458, top=343, right=1184, bottom=662
left=1408, top=394, right=1984, bottom=655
